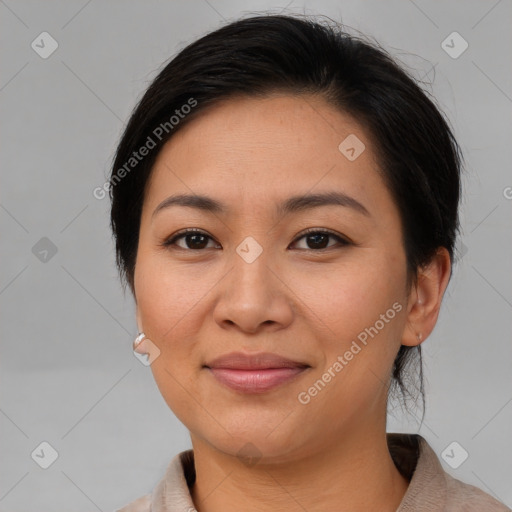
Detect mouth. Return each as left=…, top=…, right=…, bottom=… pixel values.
left=204, top=352, right=311, bottom=394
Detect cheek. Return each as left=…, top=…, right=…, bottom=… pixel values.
left=295, top=254, right=405, bottom=342
left=135, top=250, right=214, bottom=340
left=292, top=252, right=407, bottom=405
left=134, top=253, right=225, bottom=402
left=135, top=257, right=211, bottom=420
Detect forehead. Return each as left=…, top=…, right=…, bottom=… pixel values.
left=159, top=93, right=369, bottom=163
left=144, top=94, right=392, bottom=220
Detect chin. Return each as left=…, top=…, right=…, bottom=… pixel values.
left=195, top=424, right=309, bottom=466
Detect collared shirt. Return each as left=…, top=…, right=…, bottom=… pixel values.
left=117, top=433, right=510, bottom=511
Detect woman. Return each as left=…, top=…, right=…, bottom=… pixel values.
left=111, top=13, right=510, bottom=512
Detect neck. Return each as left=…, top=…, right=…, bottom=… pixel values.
left=189, top=426, right=409, bottom=512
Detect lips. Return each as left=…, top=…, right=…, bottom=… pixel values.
left=205, top=352, right=310, bottom=370
left=204, top=352, right=310, bottom=393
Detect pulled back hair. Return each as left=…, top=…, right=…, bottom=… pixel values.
left=109, top=13, right=463, bottom=410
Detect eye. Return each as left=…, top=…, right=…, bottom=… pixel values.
left=290, top=228, right=351, bottom=250
left=162, top=229, right=220, bottom=250
left=161, top=228, right=351, bottom=252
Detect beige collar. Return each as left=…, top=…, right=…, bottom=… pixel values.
left=149, top=433, right=447, bottom=511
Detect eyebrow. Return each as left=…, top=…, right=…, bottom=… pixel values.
left=152, top=191, right=371, bottom=219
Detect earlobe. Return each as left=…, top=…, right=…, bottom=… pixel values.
left=402, top=311, right=428, bottom=348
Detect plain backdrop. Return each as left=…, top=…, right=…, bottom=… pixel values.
left=1, top=0, right=511, bottom=510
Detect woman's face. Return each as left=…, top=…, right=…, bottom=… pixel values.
left=134, top=94, right=412, bottom=461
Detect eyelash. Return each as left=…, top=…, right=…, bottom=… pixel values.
left=160, top=227, right=351, bottom=252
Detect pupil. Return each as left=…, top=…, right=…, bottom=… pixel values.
left=308, top=233, right=328, bottom=249
left=187, top=234, right=207, bottom=249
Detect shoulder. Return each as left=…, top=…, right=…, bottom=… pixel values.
left=389, top=433, right=510, bottom=511
left=115, top=449, right=196, bottom=511
left=115, top=493, right=152, bottom=512
left=443, top=472, right=511, bottom=511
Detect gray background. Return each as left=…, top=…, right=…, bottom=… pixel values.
left=1, top=0, right=511, bottom=510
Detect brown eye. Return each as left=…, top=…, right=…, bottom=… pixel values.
left=163, top=229, right=220, bottom=250
left=291, top=230, right=350, bottom=250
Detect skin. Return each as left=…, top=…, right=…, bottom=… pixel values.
left=133, top=93, right=451, bottom=512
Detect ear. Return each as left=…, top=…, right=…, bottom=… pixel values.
left=402, top=247, right=452, bottom=347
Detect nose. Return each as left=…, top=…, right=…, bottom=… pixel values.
left=212, top=246, right=294, bottom=334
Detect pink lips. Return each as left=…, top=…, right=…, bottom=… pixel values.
left=204, top=352, right=310, bottom=393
